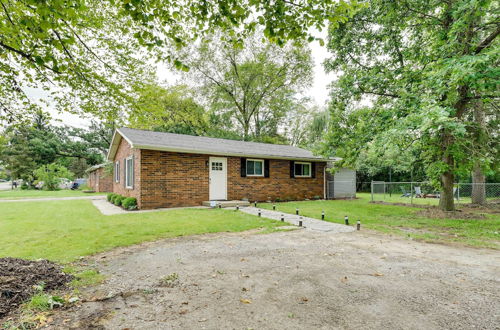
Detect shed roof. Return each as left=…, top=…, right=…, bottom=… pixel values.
left=85, top=163, right=109, bottom=173
left=107, top=128, right=335, bottom=162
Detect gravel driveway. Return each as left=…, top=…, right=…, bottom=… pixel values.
left=49, top=229, right=499, bottom=329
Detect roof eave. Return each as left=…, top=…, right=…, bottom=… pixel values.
left=107, top=128, right=135, bottom=161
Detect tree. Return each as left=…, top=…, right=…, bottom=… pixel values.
left=34, top=163, right=73, bottom=191
left=184, top=33, right=313, bottom=141
left=323, top=0, right=499, bottom=211
left=0, top=0, right=154, bottom=122
left=128, top=84, right=208, bottom=136
left=1, top=0, right=361, bottom=122
left=1, top=111, right=106, bottom=183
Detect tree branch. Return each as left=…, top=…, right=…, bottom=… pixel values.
left=475, top=25, right=500, bottom=54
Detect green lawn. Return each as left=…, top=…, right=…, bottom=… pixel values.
left=0, top=200, right=282, bottom=262
left=0, top=189, right=106, bottom=200
left=259, top=193, right=500, bottom=249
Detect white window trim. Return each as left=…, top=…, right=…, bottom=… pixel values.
left=246, top=159, right=264, bottom=177
left=294, top=161, right=312, bottom=178
left=115, top=161, right=120, bottom=183
left=125, top=156, right=133, bottom=189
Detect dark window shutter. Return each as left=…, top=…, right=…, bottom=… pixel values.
left=290, top=161, right=295, bottom=178
left=311, top=162, right=316, bottom=178
left=240, top=158, right=247, bottom=177
left=264, top=159, right=270, bottom=177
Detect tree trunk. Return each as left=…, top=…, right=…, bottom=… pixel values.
left=439, top=170, right=455, bottom=211
left=439, top=132, right=455, bottom=211
left=471, top=163, right=486, bottom=204
left=242, top=121, right=250, bottom=141
left=471, top=101, right=486, bottom=205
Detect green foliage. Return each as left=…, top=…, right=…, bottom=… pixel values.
left=0, top=1, right=154, bottom=122
left=107, top=193, right=116, bottom=202
left=322, top=0, right=499, bottom=210
left=0, top=0, right=361, bottom=122
left=129, top=84, right=208, bottom=135
left=113, top=195, right=125, bottom=206
left=183, top=32, right=314, bottom=141
left=122, top=197, right=138, bottom=210
left=0, top=111, right=107, bottom=183
left=34, top=163, right=73, bottom=191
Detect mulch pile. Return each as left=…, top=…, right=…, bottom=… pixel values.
left=0, top=258, right=73, bottom=318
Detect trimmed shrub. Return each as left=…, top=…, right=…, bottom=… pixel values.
left=122, top=197, right=138, bottom=210
left=107, top=193, right=115, bottom=202
left=113, top=195, right=124, bottom=206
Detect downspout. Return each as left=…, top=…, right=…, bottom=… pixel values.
left=323, top=164, right=326, bottom=200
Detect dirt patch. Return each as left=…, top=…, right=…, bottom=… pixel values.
left=370, top=201, right=431, bottom=208
left=417, top=208, right=487, bottom=219
left=0, top=258, right=72, bottom=318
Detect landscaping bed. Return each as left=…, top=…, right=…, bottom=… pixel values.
left=0, top=258, right=72, bottom=318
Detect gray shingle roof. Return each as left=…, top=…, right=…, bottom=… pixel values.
left=109, top=127, right=330, bottom=161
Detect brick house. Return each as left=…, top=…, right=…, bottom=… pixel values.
left=87, top=163, right=113, bottom=193
left=107, top=128, right=336, bottom=209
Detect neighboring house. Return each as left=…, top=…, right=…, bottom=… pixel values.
left=86, top=163, right=113, bottom=193
left=107, top=127, right=339, bottom=209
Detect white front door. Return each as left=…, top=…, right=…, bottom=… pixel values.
left=209, top=157, right=227, bottom=200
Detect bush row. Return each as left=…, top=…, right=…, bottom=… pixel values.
left=107, top=193, right=137, bottom=210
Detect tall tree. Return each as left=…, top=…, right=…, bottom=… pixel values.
left=184, top=33, right=313, bottom=141
left=1, top=111, right=106, bottom=182
left=128, top=84, right=208, bottom=136
left=323, top=0, right=499, bottom=210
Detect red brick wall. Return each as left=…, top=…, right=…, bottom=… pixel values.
left=227, top=158, right=325, bottom=202
left=140, top=150, right=209, bottom=209
left=111, top=138, right=141, bottom=204
left=88, top=170, right=97, bottom=191
left=111, top=137, right=325, bottom=209
left=88, top=168, right=113, bottom=192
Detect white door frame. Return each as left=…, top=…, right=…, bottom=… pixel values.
left=209, top=157, right=227, bottom=200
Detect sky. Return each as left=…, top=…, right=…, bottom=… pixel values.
left=35, top=38, right=334, bottom=129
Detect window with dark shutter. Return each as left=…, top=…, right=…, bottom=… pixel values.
left=294, top=162, right=312, bottom=177
left=311, top=162, right=316, bottom=178
left=290, top=161, right=295, bottom=178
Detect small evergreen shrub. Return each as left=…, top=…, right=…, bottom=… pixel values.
left=122, top=197, right=137, bottom=210
left=113, top=195, right=124, bottom=206
left=107, top=193, right=115, bottom=202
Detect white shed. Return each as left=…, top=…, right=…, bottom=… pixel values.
left=326, top=167, right=356, bottom=199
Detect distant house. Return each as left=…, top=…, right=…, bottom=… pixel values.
left=86, top=163, right=113, bottom=193
left=106, top=127, right=342, bottom=209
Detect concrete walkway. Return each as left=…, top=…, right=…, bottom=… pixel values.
left=0, top=195, right=106, bottom=203
left=239, top=207, right=355, bottom=233
left=92, top=198, right=208, bottom=215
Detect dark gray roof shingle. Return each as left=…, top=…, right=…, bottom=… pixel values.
left=115, top=127, right=328, bottom=161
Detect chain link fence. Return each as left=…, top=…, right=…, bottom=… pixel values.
left=370, top=181, right=500, bottom=205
